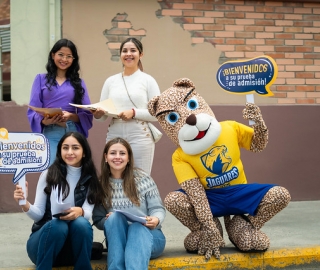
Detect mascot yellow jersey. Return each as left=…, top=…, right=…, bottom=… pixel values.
left=172, top=121, right=254, bottom=189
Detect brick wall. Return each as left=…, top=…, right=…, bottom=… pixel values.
left=154, top=0, right=320, bottom=104
left=0, top=0, right=9, bottom=22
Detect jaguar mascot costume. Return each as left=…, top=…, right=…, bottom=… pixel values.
left=148, top=78, right=290, bottom=260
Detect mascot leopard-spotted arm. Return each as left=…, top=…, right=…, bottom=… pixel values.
left=148, top=78, right=291, bottom=260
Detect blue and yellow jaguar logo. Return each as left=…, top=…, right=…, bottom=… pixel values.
left=201, top=145, right=231, bottom=174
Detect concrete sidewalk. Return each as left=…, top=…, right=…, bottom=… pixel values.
left=0, top=200, right=319, bottom=269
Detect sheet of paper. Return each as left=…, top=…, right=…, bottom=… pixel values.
left=18, top=176, right=27, bottom=206
left=50, top=186, right=71, bottom=216
left=28, top=105, right=63, bottom=118
left=114, top=209, right=147, bottom=224
left=69, top=98, right=119, bottom=118
left=246, top=94, right=255, bottom=126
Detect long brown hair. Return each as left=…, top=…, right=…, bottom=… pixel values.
left=100, top=137, right=140, bottom=209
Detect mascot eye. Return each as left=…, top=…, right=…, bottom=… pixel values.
left=165, top=112, right=180, bottom=125
left=187, top=98, right=199, bottom=110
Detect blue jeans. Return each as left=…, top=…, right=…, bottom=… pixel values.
left=104, top=211, right=166, bottom=270
left=43, top=121, right=77, bottom=165
left=26, top=217, right=93, bottom=270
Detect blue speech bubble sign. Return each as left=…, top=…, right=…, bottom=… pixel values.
left=0, top=129, right=49, bottom=184
left=216, top=55, right=278, bottom=96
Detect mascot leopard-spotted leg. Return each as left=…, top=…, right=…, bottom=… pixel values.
left=148, top=78, right=291, bottom=259
left=165, top=179, right=224, bottom=258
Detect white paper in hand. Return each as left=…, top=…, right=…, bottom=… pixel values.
left=50, top=186, right=71, bottom=216
left=114, top=209, right=146, bottom=224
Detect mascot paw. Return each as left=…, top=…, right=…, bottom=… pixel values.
left=243, top=102, right=263, bottom=123
left=225, top=215, right=270, bottom=252
left=198, top=227, right=225, bottom=259
left=184, top=217, right=224, bottom=259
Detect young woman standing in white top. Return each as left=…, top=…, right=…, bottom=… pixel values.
left=92, top=38, right=160, bottom=175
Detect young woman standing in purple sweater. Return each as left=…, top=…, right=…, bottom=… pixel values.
left=27, top=39, right=93, bottom=164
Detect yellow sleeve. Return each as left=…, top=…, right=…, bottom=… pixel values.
left=172, top=149, right=198, bottom=185
left=232, top=121, right=254, bottom=150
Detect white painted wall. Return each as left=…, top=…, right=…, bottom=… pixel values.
left=10, top=0, right=61, bottom=105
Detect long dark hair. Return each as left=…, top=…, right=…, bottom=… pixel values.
left=120, top=37, right=144, bottom=71
left=100, top=137, right=139, bottom=209
left=45, top=38, right=84, bottom=104
left=45, top=132, right=103, bottom=205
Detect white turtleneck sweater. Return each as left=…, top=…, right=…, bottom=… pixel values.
left=26, top=165, right=93, bottom=222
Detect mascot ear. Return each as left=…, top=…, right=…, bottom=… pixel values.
left=148, top=96, right=160, bottom=117
left=173, top=78, right=195, bottom=89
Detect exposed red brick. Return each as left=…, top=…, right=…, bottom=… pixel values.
left=296, top=98, right=315, bottom=104
left=235, top=45, right=256, bottom=51
left=255, top=20, right=275, bottom=26
left=245, top=26, right=264, bottom=32
left=184, top=0, right=205, bottom=2
left=265, top=13, right=284, bottom=20
left=284, top=14, right=302, bottom=20
left=303, top=15, right=320, bottom=20
left=215, top=18, right=236, bottom=25
left=275, top=33, right=294, bottom=39
left=275, top=46, right=295, bottom=52
left=235, top=32, right=255, bottom=38
left=225, top=25, right=245, bottom=31
left=273, top=92, right=287, bottom=98
left=215, top=31, right=235, bottom=38
left=285, top=27, right=303, bottom=32
left=296, top=59, right=314, bottom=65
left=172, top=3, right=193, bottom=9
left=206, top=38, right=224, bottom=44
left=225, top=38, right=245, bottom=45
left=296, top=85, right=315, bottom=91
left=276, top=85, right=296, bottom=91
left=266, top=39, right=284, bottom=45
left=183, top=10, right=203, bottom=16
left=304, top=53, right=320, bottom=59
left=213, top=5, right=235, bottom=11
left=266, top=53, right=286, bottom=59
left=193, top=31, right=214, bottom=37
left=304, top=27, right=320, bottom=33
left=295, top=46, right=313, bottom=53
left=265, top=26, right=284, bottom=32
left=304, top=40, right=320, bottom=47
left=256, top=6, right=275, bottom=13
left=225, top=12, right=245, bottom=18
left=293, top=21, right=313, bottom=27
left=275, top=7, right=294, bottom=13
left=296, top=72, right=314, bottom=78
left=294, top=8, right=312, bottom=14
left=246, top=13, right=264, bottom=19
left=112, top=13, right=128, bottom=21
left=235, top=6, right=254, bottom=12
left=194, top=3, right=214, bottom=10
left=285, top=52, right=304, bottom=58
left=235, top=19, right=255, bottom=25
left=204, top=24, right=224, bottom=31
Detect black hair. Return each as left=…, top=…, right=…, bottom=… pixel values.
left=45, top=38, right=84, bottom=104
left=44, top=132, right=103, bottom=205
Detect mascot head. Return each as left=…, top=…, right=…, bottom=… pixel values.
left=148, top=78, right=221, bottom=155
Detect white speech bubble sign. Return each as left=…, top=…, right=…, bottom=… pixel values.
left=0, top=130, right=50, bottom=184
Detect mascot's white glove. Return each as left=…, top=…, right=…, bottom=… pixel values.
left=243, top=102, right=268, bottom=153
left=181, top=179, right=225, bottom=259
